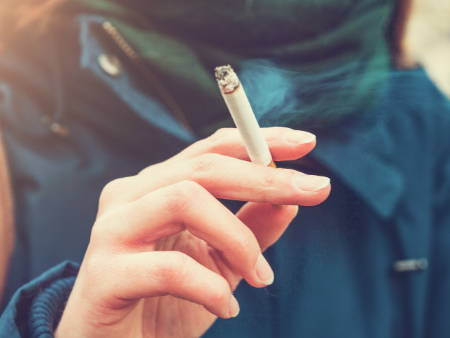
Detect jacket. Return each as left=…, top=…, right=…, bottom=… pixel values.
left=0, top=14, right=450, bottom=338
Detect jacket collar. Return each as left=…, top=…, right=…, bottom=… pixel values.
left=312, top=111, right=405, bottom=219
left=77, top=15, right=404, bottom=218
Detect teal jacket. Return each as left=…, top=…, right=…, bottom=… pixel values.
left=0, top=15, right=450, bottom=338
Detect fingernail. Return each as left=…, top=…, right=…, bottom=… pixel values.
left=294, top=174, right=330, bottom=192
left=255, top=254, right=274, bottom=285
left=293, top=205, right=299, bottom=217
left=229, top=295, right=240, bottom=318
left=283, top=130, right=316, bottom=144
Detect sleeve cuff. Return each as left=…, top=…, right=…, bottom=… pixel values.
left=0, top=261, right=79, bottom=337
left=29, top=276, right=76, bottom=338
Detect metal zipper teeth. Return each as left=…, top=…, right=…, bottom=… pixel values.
left=102, top=21, right=195, bottom=134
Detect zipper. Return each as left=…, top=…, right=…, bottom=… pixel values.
left=101, top=21, right=195, bottom=134
left=41, top=29, right=70, bottom=137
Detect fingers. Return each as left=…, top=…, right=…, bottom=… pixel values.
left=99, top=127, right=329, bottom=211
left=237, top=203, right=299, bottom=252
left=102, top=155, right=330, bottom=210
left=107, top=251, right=239, bottom=319
left=138, top=155, right=330, bottom=206
left=166, top=127, right=316, bottom=164
left=95, top=181, right=271, bottom=288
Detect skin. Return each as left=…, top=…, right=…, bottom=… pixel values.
left=55, top=127, right=330, bottom=338
left=0, top=131, right=14, bottom=306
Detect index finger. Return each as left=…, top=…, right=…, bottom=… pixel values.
left=163, top=127, right=316, bottom=165
left=105, top=154, right=330, bottom=208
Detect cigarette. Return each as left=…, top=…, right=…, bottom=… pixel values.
left=215, top=65, right=284, bottom=209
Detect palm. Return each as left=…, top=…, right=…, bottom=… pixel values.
left=134, top=230, right=242, bottom=338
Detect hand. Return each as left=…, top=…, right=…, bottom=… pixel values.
left=55, top=127, right=330, bottom=338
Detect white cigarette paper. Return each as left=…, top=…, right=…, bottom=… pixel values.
left=215, top=65, right=272, bottom=166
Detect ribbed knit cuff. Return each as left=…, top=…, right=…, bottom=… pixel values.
left=29, top=276, right=76, bottom=338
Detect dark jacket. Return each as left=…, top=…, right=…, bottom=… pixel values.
left=0, top=15, right=450, bottom=338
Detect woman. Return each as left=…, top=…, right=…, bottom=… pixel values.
left=0, top=0, right=449, bottom=337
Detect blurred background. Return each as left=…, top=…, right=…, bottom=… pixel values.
left=404, top=0, right=450, bottom=98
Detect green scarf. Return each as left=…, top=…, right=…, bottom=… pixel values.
left=70, top=0, right=394, bottom=134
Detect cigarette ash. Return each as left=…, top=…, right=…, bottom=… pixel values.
left=215, top=65, right=240, bottom=94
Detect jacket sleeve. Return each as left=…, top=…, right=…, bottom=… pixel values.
left=0, top=261, right=79, bottom=338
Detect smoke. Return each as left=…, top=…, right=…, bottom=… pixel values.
left=238, top=58, right=389, bottom=129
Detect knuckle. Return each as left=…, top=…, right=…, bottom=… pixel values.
left=284, top=169, right=301, bottom=187
left=258, top=169, right=297, bottom=202
left=159, top=252, right=190, bottom=284
left=90, top=214, right=122, bottom=248
left=209, top=128, right=232, bottom=142
left=261, top=169, right=297, bottom=190
left=200, top=128, right=234, bottom=152
left=101, top=178, right=125, bottom=196
left=190, top=153, right=222, bottom=175
left=99, top=177, right=132, bottom=206
left=232, top=230, right=256, bottom=255
left=260, top=169, right=283, bottom=189
left=209, top=280, right=230, bottom=305
left=138, top=163, right=161, bottom=176
left=165, top=181, right=205, bottom=214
